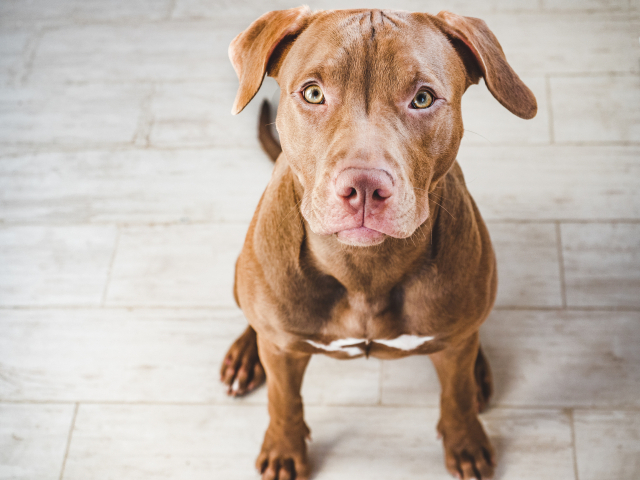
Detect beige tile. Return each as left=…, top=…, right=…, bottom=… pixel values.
left=64, top=404, right=268, bottom=480
left=306, top=405, right=439, bottom=479
left=172, top=0, right=539, bottom=20
left=0, top=148, right=272, bottom=224
left=0, top=308, right=268, bottom=404
left=0, top=0, right=174, bottom=23
left=574, top=410, right=640, bottom=480
left=29, top=23, right=239, bottom=84
left=149, top=78, right=279, bottom=148
left=382, top=310, right=640, bottom=408
left=461, top=76, right=551, bottom=146
left=106, top=224, right=246, bottom=307
left=0, top=403, right=75, bottom=480
left=490, top=222, right=563, bottom=307
left=562, top=223, right=640, bottom=308
left=551, top=75, right=640, bottom=143
left=303, top=355, right=381, bottom=405
left=483, top=310, right=640, bottom=407
left=488, top=13, right=640, bottom=75
left=380, top=355, right=440, bottom=406
left=0, top=225, right=117, bottom=307
left=457, top=145, right=640, bottom=220
left=172, top=0, right=296, bottom=19
left=480, top=408, right=574, bottom=479
left=543, top=0, right=632, bottom=10
left=306, top=406, right=574, bottom=479
left=0, top=84, right=147, bottom=146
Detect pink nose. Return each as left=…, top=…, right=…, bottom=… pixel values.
left=334, top=168, right=394, bottom=212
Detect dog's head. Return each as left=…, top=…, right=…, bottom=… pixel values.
left=230, top=8, right=536, bottom=246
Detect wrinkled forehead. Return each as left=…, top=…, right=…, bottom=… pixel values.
left=280, top=9, right=463, bottom=95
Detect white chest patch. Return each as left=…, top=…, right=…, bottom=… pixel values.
left=305, top=338, right=364, bottom=357
left=373, top=334, right=435, bottom=350
left=306, top=334, right=435, bottom=356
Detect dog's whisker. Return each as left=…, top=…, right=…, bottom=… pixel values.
left=277, top=198, right=304, bottom=229
left=429, top=195, right=456, bottom=220
left=464, top=129, right=494, bottom=145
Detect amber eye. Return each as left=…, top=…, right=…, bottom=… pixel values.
left=411, top=90, right=434, bottom=109
left=303, top=85, right=324, bottom=104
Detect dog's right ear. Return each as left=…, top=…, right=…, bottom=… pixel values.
left=434, top=11, right=537, bottom=120
left=229, top=6, right=311, bottom=115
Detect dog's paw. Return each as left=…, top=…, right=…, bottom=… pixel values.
left=220, top=327, right=266, bottom=396
left=256, top=423, right=311, bottom=480
left=438, top=416, right=495, bottom=480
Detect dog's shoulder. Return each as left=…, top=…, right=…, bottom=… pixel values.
left=236, top=155, right=310, bottom=297
left=251, top=156, right=304, bottom=263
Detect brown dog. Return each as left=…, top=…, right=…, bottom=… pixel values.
left=220, top=7, right=536, bottom=480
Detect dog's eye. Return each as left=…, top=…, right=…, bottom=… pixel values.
left=411, top=90, right=434, bottom=109
left=303, top=85, right=325, bottom=104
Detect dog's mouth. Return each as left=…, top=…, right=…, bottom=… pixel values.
left=335, top=226, right=386, bottom=246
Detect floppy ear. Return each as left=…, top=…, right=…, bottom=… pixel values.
left=229, top=6, right=311, bottom=115
left=435, top=11, right=537, bottom=120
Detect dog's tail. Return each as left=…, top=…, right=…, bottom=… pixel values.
left=258, top=100, right=282, bottom=163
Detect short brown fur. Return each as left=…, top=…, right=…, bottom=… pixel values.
left=221, top=7, right=536, bottom=480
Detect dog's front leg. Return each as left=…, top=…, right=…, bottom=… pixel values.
left=256, top=334, right=311, bottom=480
left=430, top=332, right=495, bottom=480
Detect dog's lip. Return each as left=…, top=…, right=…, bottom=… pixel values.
left=335, top=226, right=386, bottom=246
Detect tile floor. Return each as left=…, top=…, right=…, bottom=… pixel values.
left=0, top=0, right=639, bottom=478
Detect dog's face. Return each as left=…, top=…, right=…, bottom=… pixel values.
left=276, top=11, right=466, bottom=246
left=230, top=8, right=536, bottom=246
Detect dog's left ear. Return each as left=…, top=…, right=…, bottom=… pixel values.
left=434, top=11, right=537, bottom=120
left=229, top=6, right=311, bottom=115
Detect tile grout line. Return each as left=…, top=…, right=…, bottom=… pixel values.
left=569, top=409, right=581, bottom=480
left=556, top=222, right=568, bottom=308
left=58, top=402, right=79, bottom=480
left=100, top=226, right=120, bottom=307
left=545, top=74, right=556, bottom=145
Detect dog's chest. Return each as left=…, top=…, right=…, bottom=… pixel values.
left=304, top=290, right=440, bottom=358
